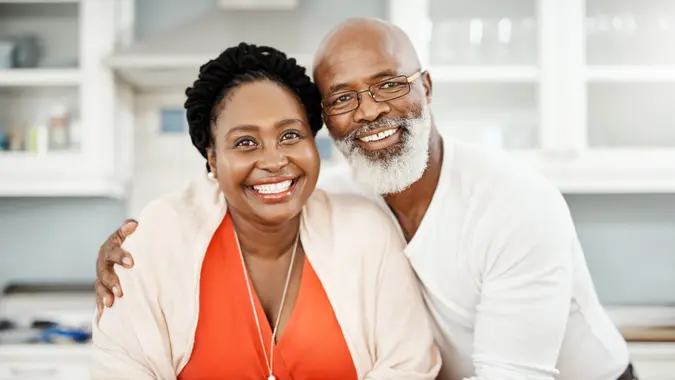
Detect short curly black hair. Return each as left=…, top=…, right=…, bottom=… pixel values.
left=184, top=42, right=323, bottom=172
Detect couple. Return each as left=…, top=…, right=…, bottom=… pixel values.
left=91, top=18, right=637, bottom=380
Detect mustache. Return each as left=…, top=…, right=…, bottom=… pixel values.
left=341, top=117, right=410, bottom=143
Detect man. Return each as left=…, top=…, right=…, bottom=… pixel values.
left=95, top=18, right=637, bottom=380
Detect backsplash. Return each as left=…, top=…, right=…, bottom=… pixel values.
left=0, top=193, right=673, bottom=306
left=566, top=193, right=675, bottom=305
left=0, top=197, right=126, bottom=291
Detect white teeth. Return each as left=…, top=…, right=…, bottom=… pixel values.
left=358, top=128, right=397, bottom=142
left=252, top=180, right=293, bottom=194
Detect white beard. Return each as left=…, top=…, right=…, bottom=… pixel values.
left=334, top=106, right=432, bottom=195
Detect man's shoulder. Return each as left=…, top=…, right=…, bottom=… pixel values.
left=452, top=140, right=559, bottom=198
left=448, top=140, right=566, bottom=219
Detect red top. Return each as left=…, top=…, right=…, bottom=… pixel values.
left=179, top=214, right=358, bottom=380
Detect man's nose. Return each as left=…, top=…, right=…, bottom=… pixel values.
left=353, top=91, right=390, bottom=123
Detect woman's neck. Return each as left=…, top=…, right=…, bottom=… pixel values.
left=229, top=210, right=301, bottom=260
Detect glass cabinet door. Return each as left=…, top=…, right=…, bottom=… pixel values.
left=586, top=0, right=675, bottom=149
left=429, top=0, right=538, bottom=66
left=419, top=0, right=541, bottom=150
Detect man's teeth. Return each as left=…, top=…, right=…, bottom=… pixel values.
left=252, top=180, right=293, bottom=194
left=358, top=128, right=397, bottom=142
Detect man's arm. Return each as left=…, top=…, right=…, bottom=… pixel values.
left=95, top=220, right=137, bottom=312
left=467, top=182, right=575, bottom=380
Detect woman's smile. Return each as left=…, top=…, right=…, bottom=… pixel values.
left=246, top=176, right=302, bottom=204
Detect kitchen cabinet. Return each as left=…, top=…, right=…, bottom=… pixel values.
left=0, top=0, right=131, bottom=197
left=104, top=0, right=675, bottom=196
left=391, top=0, right=675, bottom=193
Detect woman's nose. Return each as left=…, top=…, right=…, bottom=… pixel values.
left=257, top=146, right=289, bottom=172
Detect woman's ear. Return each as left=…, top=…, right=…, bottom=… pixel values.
left=206, top=147, right=217, bottom=174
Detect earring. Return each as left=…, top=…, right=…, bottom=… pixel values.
left=207, top=171, right=216, bottom=180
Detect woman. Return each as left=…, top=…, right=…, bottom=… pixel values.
left=90, top=43, right=440, bottom=379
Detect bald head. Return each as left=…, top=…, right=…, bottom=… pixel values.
left=313, top=18, right=422, bottom=86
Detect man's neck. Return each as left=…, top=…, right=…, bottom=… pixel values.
left=229, top=209, right=300, bottom=260
left=384, top=127, right=444, bottom=242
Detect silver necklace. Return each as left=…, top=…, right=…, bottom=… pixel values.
left=235, top=230, right=300, bottom=380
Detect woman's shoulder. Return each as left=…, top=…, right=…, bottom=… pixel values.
left=305, top=189, right=401, bottom=238
left=121, top=177, right=225, bottom=272
left=309, top=188, right=387, bottom=217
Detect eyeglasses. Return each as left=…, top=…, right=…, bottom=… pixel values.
left=321, top=71, right=425, bottom=116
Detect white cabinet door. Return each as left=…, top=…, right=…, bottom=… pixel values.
left=0, top=362, right=89, bottom=380
left=0, top=346, right=90, bottom=380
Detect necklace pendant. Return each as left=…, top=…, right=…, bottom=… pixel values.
left=267, top=376, right=276, bottom=380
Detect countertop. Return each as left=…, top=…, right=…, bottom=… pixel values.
left=621, top=326, right=675, bottom=342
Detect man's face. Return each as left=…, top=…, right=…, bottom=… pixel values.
left=314, top=40, right=433, bottom=195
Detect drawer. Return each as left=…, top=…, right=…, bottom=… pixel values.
left=0, top=362, right=89, bottom=380
left=632, top=361, right=675, bottom=380
left=629, top=342, right=675, bottom=380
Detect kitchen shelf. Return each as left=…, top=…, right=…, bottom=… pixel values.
left=586, top=66, right=675, bottom=83
left=0, top=69, right=81, bottom=87
left=0, top=0, right=77, bottom=3
left=429, top=66, right=539, bottom=83
left=512, top=149, right=675, bottom=194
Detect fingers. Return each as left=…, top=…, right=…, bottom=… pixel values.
left=95, top=280, right=115, bottom=311
left=109, top=219, right=137, bottom=267
left=117, top=219, right=138, bottom=242
left=99, top=265, right=123, bottom=298
left=106, top=246, right=134, bottom=268
left=95, top=219, right=138, bottom=309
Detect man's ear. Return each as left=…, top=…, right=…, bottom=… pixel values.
left=422, top=71, right=433, bottom=105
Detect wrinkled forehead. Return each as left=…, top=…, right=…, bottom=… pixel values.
left=314, top=39, right=415, bottom=96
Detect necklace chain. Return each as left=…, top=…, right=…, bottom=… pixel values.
left=235, top=230, right=300, bottom=380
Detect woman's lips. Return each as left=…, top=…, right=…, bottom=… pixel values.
left=247, top=178, right=299, bottom=204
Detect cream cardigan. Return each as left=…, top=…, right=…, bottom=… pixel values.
left=90, top=173, right=441, bottom=379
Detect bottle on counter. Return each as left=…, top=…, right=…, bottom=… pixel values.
left=48, top=105, right=70, bottom=151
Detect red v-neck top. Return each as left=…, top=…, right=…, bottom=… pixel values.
left=178, top=214, right=358, bottom=380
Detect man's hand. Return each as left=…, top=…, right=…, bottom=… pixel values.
left=95, top=220, right=138, bottom=313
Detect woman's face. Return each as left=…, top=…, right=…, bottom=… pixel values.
left=207, top=80, right=320, bottom=225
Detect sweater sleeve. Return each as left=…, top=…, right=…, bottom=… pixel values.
left=363, top=207, right=442, bottom=380
left=90, top=202, right=179, bottom=380
left=465, top=182, right=575, bottom=380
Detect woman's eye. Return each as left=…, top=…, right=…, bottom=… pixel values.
left=280, top=131, right=301, bottom=141
left=234, top=138, right=257, bottom=148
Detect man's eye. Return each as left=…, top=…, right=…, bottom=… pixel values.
left=333, top=94, right=354, bottom=105
left=381, top=81, right=403, bottom=89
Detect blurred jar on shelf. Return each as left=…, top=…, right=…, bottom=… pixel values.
left=48, top=105, right=70, bottom=151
